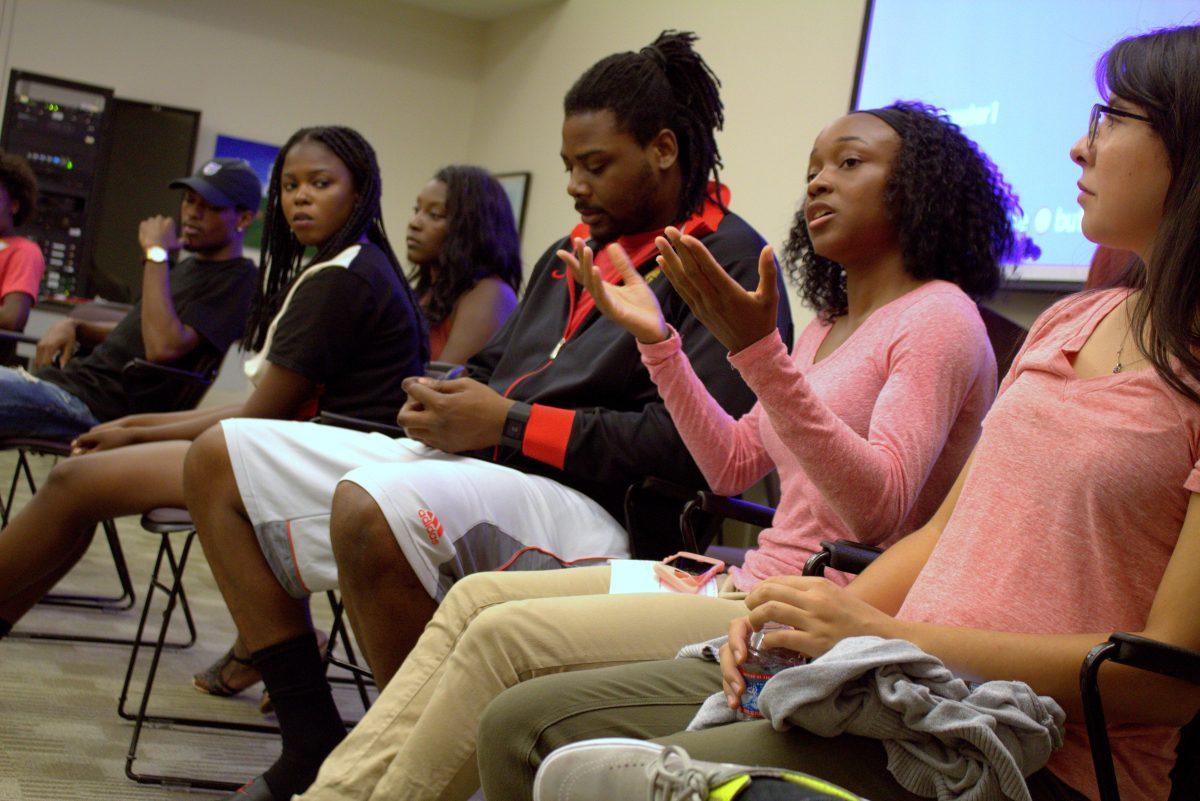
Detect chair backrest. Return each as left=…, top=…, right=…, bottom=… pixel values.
left=1170, top=714, right=1199, bottom=800
left=978, top=305, right=1028, bottom=386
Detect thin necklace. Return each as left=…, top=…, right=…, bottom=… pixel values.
left=1113, top=329, right=1146, bottom=374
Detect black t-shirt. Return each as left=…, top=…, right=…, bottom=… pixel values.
left=37, top=256, right=257, bottom=421
left=262, top=242, right=424, bottom=424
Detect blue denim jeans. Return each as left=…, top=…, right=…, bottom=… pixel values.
left=0, top=366, right=100, bottom=440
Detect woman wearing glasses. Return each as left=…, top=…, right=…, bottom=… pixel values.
left=477, top=24, right=1200, bottom=801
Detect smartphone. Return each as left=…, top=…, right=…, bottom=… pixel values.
left=653, top=551, right=726, bottom=593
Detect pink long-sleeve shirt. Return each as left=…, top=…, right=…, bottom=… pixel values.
left=639, top=279, right=996, bottom=590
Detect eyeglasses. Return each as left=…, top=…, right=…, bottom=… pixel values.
left=1088, top=103, right=1152, bottom=149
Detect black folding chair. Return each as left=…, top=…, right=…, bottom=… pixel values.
left=120, top=507, right=373, bottom=791
left=2, top=329, right=220, bottom=645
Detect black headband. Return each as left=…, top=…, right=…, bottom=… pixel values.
left=858, top=107, right=909, bottom=136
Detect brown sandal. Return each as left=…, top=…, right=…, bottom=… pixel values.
left=192, top=644, right=261, bottom=697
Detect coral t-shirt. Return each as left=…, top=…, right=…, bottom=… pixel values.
left=0, top=236, right=45, bottom=303
left=898, top=288, right=1197, bottom=801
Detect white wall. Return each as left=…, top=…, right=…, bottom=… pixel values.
left=3, top=0, right=488, bottom=244
left=467, top=0, right=871, bottom=330
left=1, top=0, right=490, bottom=397
left=2, top=0, right=1062, bottom=392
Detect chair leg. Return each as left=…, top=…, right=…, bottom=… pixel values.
left=323, top=591, right=374, bottom=714
left=15, top=518, right=195, bottom=649
left=124, top=529, right=278, bottom=791
left=40, top=519, right=137, bottom=610
left=2, top=448, right=38, bottom=527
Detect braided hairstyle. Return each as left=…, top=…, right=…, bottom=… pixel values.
left=0, top=150, right=38, bottom=228
left=411, top=165, right=522, bottom=327
left=782, top=101, right=1034, bottom=322
left=564, top=30, right=725, bottom=221
left=243, top=126, right=429, bottom=365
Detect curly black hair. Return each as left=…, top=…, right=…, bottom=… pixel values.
left=411, top=165, right=522, bottom=327
left=782, top=101, right=1033, bottom=322
left=0, top=150, right=38, bottom=228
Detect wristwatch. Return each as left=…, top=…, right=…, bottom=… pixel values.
left=144, top=245, right=170, bottom=264
left=501, top=402, right=532, bottom=450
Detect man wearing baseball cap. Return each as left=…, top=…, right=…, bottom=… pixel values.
left=0, top=158, right=261, bottom=439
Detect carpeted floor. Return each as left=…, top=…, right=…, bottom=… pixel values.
left=0, top=447, right=374, bottom=801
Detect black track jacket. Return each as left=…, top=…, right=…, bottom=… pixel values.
left=466, top=201, right=794, bottom=527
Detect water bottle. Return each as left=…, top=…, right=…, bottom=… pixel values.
left=736, top=622, right=807, bottom=720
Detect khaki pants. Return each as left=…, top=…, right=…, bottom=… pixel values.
left=297, top=566, right=748, bottom=801
left=475, top=659, right=1090, bottom=801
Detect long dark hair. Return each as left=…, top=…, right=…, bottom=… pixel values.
left=781, top=101, right=1031, bottom=322
left=1098, top=25, right=1200, bottom=404
left=564, top=30, right=724, bottom=222
left=411, top=166, right=522, bottom=327
left=243, top=126, right=429, bottom=365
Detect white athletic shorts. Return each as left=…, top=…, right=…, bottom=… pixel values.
left=221, top=419, right=629, bottom=601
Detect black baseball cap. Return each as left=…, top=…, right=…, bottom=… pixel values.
left=170, top=157, right=263, bottom=210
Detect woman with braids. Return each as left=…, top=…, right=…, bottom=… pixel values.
left=0, top=126, right=426, bottom=653
left=406, top=165, right=521, bottom=363
left=190, top=164, right=522, bottom=704
left=281, top=100, right=1021, bottom=801
left=482, top=25, right=1200, bottom=801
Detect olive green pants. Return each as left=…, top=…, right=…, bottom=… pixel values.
left=476, top=658, right=1089, bottom=801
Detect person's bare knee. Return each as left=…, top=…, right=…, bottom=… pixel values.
left=183, top=425, right=234, bottom=504
left=184, top=425, right=249, bottom=555
left=330, top=480, right=397, bottom=579
left=37, top=457, right=98, bottom=532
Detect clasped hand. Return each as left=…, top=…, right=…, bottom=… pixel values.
left=397, top=376, right=514, bottom=453
left=717, top=576, right=898, bottom=708
left=70, top=417, right=141, bottom=455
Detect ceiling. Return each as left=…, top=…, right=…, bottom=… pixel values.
left=399, top=0, right=562, bottom=21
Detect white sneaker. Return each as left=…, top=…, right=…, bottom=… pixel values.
left=532, top=738, right=862, bottom=801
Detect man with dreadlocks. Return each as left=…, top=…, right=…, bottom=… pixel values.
left=184, top=31, right=790, bottom=801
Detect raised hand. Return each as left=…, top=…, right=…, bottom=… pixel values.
left=655, top=227, right=779, bottom=354
left=138, top=215, right=181, bottom=255
left=558, top=237, right=669, bottom=345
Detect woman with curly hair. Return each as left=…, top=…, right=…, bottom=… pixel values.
left=479, top=25, right=1200, bottom=801
left=0, top=150, right=44, bottom=333
left=407, top=165, right=521, bottom=363
left=286, top=101, right=1026, bottom=801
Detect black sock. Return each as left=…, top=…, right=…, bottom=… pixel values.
left=0, top=618, right=11, bottom=639
left=252, top=631, right=346, bottom=799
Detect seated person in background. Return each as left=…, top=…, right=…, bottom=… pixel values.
left=477, top=24, right=1200, bottom=801
left=194, top=163, right=524, bottom=700
left=408, top=165, right=522, bottom=363
left=182, top=30, right=792, bottom=801
left=292, top=99, right=1026, bottom=801
left=0, top=127, right=428, bottom=653
left=0, top=150, right=45, bottom=335
left=0, top=157, right=260, bottom=439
